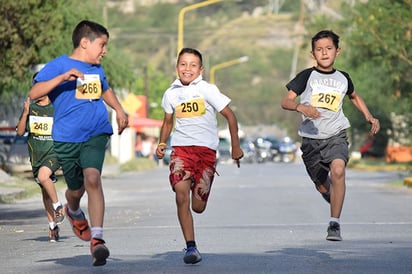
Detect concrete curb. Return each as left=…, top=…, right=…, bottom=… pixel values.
left=404, top=177, right=412, bottom=188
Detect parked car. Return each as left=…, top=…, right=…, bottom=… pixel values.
left=253, top=137, right=276, bottom=163
left=4, top=134, right=32, bottom=176
left=277, top=137, right=298, bottom=163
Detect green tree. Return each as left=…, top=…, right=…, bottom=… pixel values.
left=0, top=0, right=135, bottom=103
left=0, top=0, right=64, bottom=100
left=306, top=0, right=412, bottom=152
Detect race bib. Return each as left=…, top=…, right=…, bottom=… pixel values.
left=311, top=92, right=341, bottom=112
left=176, top=98, right=206, bottom=118
left=29, top=116, right=53, bottom=135
left=75, top=74, right=102, bottom=100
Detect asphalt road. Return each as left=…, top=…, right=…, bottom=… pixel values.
left=1, top=161, right=411, bottom=274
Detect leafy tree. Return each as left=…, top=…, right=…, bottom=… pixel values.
left=0, top=0, right=64, bottom=101
left=0, top=0, right=135, bottom=104
left=306, top=0, right=412, bottom=152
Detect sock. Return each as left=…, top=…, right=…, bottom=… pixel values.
left=330, top=217, right=340, bottom=224
left=186, top=241, right=196, bottom=249
left=91, top=227, right=103, bottom=240
left=52, top=202, right=62, bottom=211
left=49, top=222, right=57, bottom=230
left=68, top=206, right=84, bottom=220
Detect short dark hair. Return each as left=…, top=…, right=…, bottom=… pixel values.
left=311, top=30, right=340, bottom=50
left=72, top=20, right=109, bottom=48
left=177, top=48, right=203, bottom=66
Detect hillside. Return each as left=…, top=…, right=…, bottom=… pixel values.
left=109, top=4, right=307, bottom=136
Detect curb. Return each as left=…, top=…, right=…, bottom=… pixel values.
left=404, top=177, right=412, bottom=188
left=0, top=186, right=26, bottom=203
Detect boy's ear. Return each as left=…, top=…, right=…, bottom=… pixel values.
left=80, top=37, right=88, bottom=49
left=336, top=47, right=342, bottom=56
left=310, top=50, right=315, bottom=59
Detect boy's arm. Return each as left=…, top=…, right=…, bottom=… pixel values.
left=348, top=91, right=380, bottom=135
left=29, top=68, right=84, bottom=100
left=281, top=90, right=321, bottom=119
left=16, top=98, right=30, bottom=136
left=101, top=88, right=128, bottom=135
left=156, top=112, right=174, bottom=159
left=220, top=105, right=244, bottom=167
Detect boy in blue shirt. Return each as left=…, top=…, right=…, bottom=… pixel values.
left=29, top=20, right=128, bottom=266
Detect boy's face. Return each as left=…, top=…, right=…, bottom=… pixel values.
left=311, top=37, right=341, bottom=72
left=176, top=53, right=204, bottom=86
left=84, top=35, right=108, bottom=65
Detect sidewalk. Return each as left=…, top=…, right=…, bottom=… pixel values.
left=0, top=169, right=25, bottom=202
left=0, top=164, right=121, bottom=203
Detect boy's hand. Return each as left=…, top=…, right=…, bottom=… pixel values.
left=156, top=143, right=167, bottom=159
left=116, top=111, right=128, bottom=134
left=367, top=116, right=380, bottom=136
left=297, top=104, right=321, bottom=119
left=232, top=147, right=244, bottom=168
left=63, top=68, right=84, bottom=81
left=23, top=97, right=30, bottom=115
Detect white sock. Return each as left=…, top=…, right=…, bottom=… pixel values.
left=68, top=206, right=83, bottom=219
left=330, top=217, right=340, bottom=224
left=49, top=222, right=57, bottom=229
left=52, top=202, right=62, bottom=211
left=91, top=227, right=103, bottom=240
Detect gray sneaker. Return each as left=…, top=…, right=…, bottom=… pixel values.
left=326, top=221, right=342, bottom=241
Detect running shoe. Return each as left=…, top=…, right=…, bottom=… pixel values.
left=91, top=238, right=110, bottom=266
left=183, top=246, right=202, bottom=264
left=54, top=205, right=65, bottom=224
left=49, top=226, right=59, bottom=242
left=321, top=192, right=331, bottom=204
left=326, top=221, right=342, bottom=241
left=64, top=204, right=91, bottom=241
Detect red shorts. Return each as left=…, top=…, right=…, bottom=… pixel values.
left=169, top=146, right=217, bottom=202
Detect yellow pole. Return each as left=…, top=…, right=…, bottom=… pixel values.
left=177, top=0, right=223, bottom=56
left=209, top=56, right=249, bottom=84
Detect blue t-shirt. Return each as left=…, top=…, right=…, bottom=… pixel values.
left=35, top=54, right=113, bottom=142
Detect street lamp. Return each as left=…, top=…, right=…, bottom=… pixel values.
left=177, top=0, right=223, bottom=56
left=209, top=56, right=249, bottom=84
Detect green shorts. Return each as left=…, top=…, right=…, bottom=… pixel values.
left=32, top=157, right=60, bottom=181
left=54, top=134, right=110, bottom=190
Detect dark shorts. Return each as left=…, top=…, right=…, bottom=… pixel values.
left=54, top=134, right=109, bottom=190
left=300, top=130, right=349, bottom=185
left=32, top=156, right=60, bottom=179
left=169, top=146, right=217, bottom=202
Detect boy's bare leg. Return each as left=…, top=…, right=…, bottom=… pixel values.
left=38, top=166, right=58, bottom=204
left=329, top=159, right=346, bottom=218
left=174, top=180, right=195, bottom=243
left=65, top=186, right=85, bottom=211
left=83, top=168, right=104, bottom=227
left=41, top=188, right=54, bottom=223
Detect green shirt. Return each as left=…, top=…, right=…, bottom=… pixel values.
left=25, top=102, right=56, bottom=167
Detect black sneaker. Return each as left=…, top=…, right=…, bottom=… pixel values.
left=49, top=226, right=60, bottom=242
left=321, top=192, right=331, bottom=203
left=326, top=221, right=342, bottom=241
